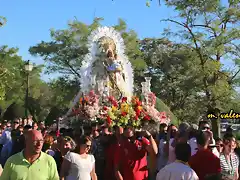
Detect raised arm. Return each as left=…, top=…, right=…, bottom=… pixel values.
left=144, top=131, right=158, bottom=155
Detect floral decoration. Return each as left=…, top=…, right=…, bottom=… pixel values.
left=72, top=90, right=100, bottom=119
left=72, top=90, right=169, bottom=127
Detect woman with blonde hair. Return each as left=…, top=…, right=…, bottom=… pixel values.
left=60, top=136, right=97, bottom=180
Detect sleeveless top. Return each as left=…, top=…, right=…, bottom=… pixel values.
left=220, top=152, right=239, bottom=178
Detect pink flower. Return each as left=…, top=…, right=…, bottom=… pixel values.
left=89, top=90, right=95, bottom=96
left=159, top=111, right=167, bottom=119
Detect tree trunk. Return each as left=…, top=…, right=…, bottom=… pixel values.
left=208, top=107, right=221, bottom=138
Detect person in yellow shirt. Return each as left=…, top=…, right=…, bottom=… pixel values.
left=0, top=130, right=59, bottom=180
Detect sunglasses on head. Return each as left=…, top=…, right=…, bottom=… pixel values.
left=64, top=136, right=73, bottom=142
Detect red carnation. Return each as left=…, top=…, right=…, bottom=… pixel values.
left=113, top=101, right=118, bottom=107
left=136, top=100, right=142, bottom=106
left=122, top=97, right=127, bottom=102
left=135, top=109, right=141, bottom=117
left=121, top=112, right=127, bottom=116
left=103, top=106, right=108, bottom=111
left=108, top=96, right=115, bottom=102
left=134, top=115, right=139, bottom=120
left=144, top=115, right=151, bottom=121
left=107, top=116, right=112, bottom=124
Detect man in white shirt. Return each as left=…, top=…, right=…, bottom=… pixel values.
left=157, top=143, right=199, bottom=180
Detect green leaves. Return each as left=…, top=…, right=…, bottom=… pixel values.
left=146, top=1, right=151, bottom=7
left=140, top=38, right=204, bottom=122
left=48, top=77, right=80, bottom=108
left=0, top=16, right=7, bottom=27
left=0, top=46, right=53, bottom=120
left=160, top=0, right=240, bottom=127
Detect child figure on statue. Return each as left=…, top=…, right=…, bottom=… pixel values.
left=105, top=50, right=127, bottom=99
left=106, top=50, right=122, bottom=73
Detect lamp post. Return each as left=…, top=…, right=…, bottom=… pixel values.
left=24, top=60, right=33, bottom=118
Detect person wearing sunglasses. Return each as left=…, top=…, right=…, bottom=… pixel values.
left=215, top=137, right=224, bottom=154
left=199, top=121, right=220, bottom=157
left=198, top=120, right=211, bottom=131
left=60, top=136, right=97, bottom=180
left=12, top=119, right=20, bottom=131
left=220, top=133, right=239, bottom=180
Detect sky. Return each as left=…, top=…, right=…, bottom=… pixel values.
left=0, top=0, right=178, bottom=80
left=0, top=0, right=235, bottom=81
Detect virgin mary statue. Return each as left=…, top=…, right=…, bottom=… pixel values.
left=64, top=27, right=134, bottom=118
left=80, top=27, right=134, bottom=100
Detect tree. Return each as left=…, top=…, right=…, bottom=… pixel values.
left=48, top=77, right=80, bottom=109
left=45, top=106, right=65, bottom=126
left=140, top=38, right=206, bottom=123
left=0, top=46, right=53, bottom=121
left=157, top=0, right=240, bottom=135
left=3, top=103, right=25, bottom=120
left=0, top=46, right=26, bottom=102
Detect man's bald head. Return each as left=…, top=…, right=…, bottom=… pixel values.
left=25, top=130, right=44, bottom=155
left=25, top=130, right=42, bottom=140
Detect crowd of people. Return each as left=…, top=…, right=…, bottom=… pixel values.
left=0, top=117, right=239, bottom=180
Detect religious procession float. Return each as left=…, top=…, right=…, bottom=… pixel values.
left=63, top=27, right=172, bottom=129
